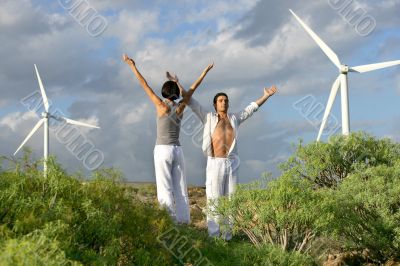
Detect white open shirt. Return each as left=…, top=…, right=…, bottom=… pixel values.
left=188, top=97, right=259, bottom=157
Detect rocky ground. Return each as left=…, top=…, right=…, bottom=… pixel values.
left=125, top=183, right=207, bottom=229
left=187, top=186, right=208, bottom=229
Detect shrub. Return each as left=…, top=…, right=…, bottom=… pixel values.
left=0, top=234, right=79, bottom=266
left=0, top=157, right=175, bottom=265
left=320, top=161, right=400, bottom=262
left=215, top=174, right=323, bottom=253
left=214, top=132, right=400, bottom=263
left=281, top=132, right=400, bottom=187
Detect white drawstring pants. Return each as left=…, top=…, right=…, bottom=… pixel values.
left=206, top=156, right=239, bottom=240
left=154, top=145, right=190, bottom=224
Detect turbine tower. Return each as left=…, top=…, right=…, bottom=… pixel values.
left=14, top=65, right=100, bottom=175
left=289, top=9, right=400, bottom=141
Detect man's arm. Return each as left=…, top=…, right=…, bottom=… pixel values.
left=255, top=85, right=277, bottom=107
left=237, top=85, right=277, bottom=125
left=188, top=97, right=208, bottom=124
left=167, top=63, right=214, bottom=115
left=123, top=54, right=162, bottom=107
left=184, top=63, right=214, bottom=102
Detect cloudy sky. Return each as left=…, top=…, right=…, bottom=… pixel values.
left=1, top=0, right=399, bottom=185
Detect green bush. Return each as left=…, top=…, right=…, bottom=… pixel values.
left=0, top=157, right=175, bottom=265
left=0, top=222, right=81, bottom=266
left=319, top=161, right=400, bottom=263
left=215, top=174, right=323, bottom=253
left=281, top=132, right=400, bottom=187
left=213, top=132, right=400, bottom=264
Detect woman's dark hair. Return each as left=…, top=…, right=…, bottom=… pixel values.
left=161, top=81, right=180, bottom=101
left=213, top=92, right=229, bottom=104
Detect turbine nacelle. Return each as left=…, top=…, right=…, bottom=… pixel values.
left=340, top=65, right=349, bottom=74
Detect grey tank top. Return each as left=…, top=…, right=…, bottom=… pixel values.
left=156, top=100, right=182, bottom=146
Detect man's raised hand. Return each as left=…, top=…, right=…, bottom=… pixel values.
left=166, top=71, right=179, bottom=82
left=264, top=85, right=277, bottom=97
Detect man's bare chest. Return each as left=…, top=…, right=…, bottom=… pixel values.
left=213, top=118, right=234, bottom=136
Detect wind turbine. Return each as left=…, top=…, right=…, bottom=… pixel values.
left=289, top=9, right=400, bottom=141
left=14, top=64, right=100, bottom=175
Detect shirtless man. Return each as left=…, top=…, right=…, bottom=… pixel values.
left=188, top=86, right=277, bottom=239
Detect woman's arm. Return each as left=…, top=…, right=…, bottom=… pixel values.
left=123, top=54, right=162, bottom=107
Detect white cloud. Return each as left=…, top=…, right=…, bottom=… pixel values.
left=120, top=102, right=149, bottom=125
left=0, top=0, right=30, bottom=26
left=0, top=111, right=38, bottom=132
left=106, top=10, right=159, bottom=50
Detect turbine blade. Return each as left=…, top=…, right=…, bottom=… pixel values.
left=62, top=117, right=100, bottom=129
left=317, top=75, right=341, bottom=141
left=34, top=64, right=50, bottom=112
left=14, top=118, right=45, bottom=155
left=350, top=60, right=400, bottom=73
left=289, top=9, right=341, bottom=69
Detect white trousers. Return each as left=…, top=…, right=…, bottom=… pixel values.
left=206, top=156, right=239, bottom=240
left=154, top=145, right=190, bottom=224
